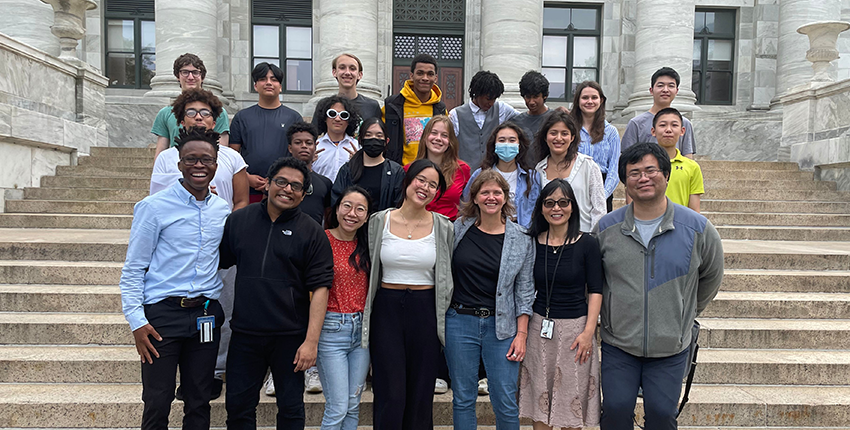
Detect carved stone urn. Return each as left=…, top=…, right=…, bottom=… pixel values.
left=797, top=21, right=850, bottom=82
left=40, top=0, right=97, bottom=64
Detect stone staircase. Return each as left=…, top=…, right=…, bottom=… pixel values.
left=0, top=148, right=849, bottom=429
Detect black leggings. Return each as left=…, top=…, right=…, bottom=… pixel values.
left=370, top=288, right=441, bottom=430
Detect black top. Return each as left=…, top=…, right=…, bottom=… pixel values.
left=301, top=171, right=332, bottom=226
left=451, top=225, right=504, bottom=310
left=332, top=159, right=405, bottom=212
left=230, top=104, right=303, bottom=193
left=358, top=163, right=384, bottom=205
left=532, top=233, right=603, bottom=319
left=220, top=202, right=334, bottom=335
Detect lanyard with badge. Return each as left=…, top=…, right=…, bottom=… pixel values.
left=197, top=300, right=215, bottom=343
left=541, top=230, right=568, bottom=339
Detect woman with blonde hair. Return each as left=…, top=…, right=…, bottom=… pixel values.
left=412, top=115, right=471, bottom=221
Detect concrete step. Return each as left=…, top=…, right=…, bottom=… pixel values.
left=695, top=349, right=850, bottom=385
left=4, top=200, right=136, bottom=215
left=41, top=175, right=151, bottom=190
left=0, top=229, right=128, bottom=261
left=722, top=240, right=850, bottom=271
left=613, top=187, right=850, bottom=201
left=55, top=165, right=152, bottom=178
left=0, top=346, right=138, bottom=383
left=23, top=188, right=147, bottom=202
left=90, top=147, right=155, bottom=158
left=716, top=226, right=850, bottom=241
left=614, top=199, right=850, bottom=214
left=0, top=285, right=119, bottom=312
left=78, top=156, right=154, bottom=169
left=703, top=179, right=835, bottom=191
left=703, top=292, right=850, bottom=319
left=0, top=383, right=848, bottom=427
left=700, top=169, right=814, bottom=181
left=0, top=213, right=133, bottom=229
left=695, top=160, right=801, bottom=170
left=699, top=318, right=850, bottom=349
left=0, top=312, right=131, bottom=345
left=0, top=261, right=122, bottom=285
left=721, top=270, right=850, bottom=293
left=706, top=212, right=850, bottom=227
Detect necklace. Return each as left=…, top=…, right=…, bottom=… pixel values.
left=398, top=209, right=423, bottom=239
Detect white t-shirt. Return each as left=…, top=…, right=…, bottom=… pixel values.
left=150, top=145, right=248, bottom=211
left=494, top=166, right=518, bottom=203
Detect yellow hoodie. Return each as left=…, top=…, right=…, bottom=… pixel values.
left=382, top=80, right=446, bottom=165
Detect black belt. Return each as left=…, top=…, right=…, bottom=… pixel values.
left=451, top=303, right=495, bottom=318
left=166, top=296, right=213, bottom=308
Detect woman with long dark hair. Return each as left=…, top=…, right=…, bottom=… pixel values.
left=462, top=122, right=542, bottom=228
left=570, top=81, right=620, bottom=212
left=317, top=186, right=373, bottom=430
left=363, top=159, right=454, bottom=430
left=518, top=179, right=603, bottom=430
left=534, top=111, right=606, bottom=232
left=332, top=117, right=404, bottom=211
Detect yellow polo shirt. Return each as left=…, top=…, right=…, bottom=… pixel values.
left=666, top=149, right=704, bottom=206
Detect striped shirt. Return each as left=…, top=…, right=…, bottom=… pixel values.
left=578, top=121, right=621, bottom=198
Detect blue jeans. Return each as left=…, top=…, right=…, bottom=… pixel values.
left=600, top=342, right=689, bottom=430
left=316, top=312, right=371, bottom=430
left=444, top=308, right=520, bottom=430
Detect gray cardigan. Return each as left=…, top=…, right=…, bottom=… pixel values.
left=361, top=208, right=455, bottom=348
left=453, top=217, right=535, bottom=340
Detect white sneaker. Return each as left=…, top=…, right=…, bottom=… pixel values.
left=305, top=367, right=323, bottom=393
left=264, top=374, right=276, bottom=396
left=478, top=378, right=489, bottom=395
left=434, top=378, right=448, bottom=394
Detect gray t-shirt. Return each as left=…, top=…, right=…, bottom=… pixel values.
left=513, top=109, right=553, bottom=144
left=634, top=214, right=664, bottom=248
left=621, top=111, right=696, bottom=155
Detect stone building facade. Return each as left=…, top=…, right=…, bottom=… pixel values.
left=1, top=0, right=849, bottom=189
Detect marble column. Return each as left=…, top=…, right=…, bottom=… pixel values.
left=145, top=0, right=222, bottom=98
left=626, top=0, right=698, bottom=114
left=775, top=0, right=842, bottom=96
left=479, top=0, right=543, bottom=108
left=305, top=0, right=381, bottom=115
left=0, top=0, right=60, bottom=57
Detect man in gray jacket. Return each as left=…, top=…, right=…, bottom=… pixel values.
left=593, top=142, right=724, bottom=430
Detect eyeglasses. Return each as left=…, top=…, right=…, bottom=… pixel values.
left=414, top=175, right=439, bottom=191
left=185, top=108, right=213, bottom=118
left=179, top=69, right=202, bottom=78
left=326, top=109, right=350, bottom=121
left=627, top=167, right=662, bottom=180
left=180, top=156, right=217, bottom=166
left=271, top=177, right=305, bottom=192
left=543, top=198, right=571, bottom=209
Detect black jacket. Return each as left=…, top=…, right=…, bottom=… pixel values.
left=383, top=93, right=447, bottom=164
left=331, top=160, right=405, bottom=211
left=220, top=201, right=333, bottom=335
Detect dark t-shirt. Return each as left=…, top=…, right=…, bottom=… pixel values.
left=312, top=94, right=383, bottom=129
left=451, top=225, right=504, bottom=310
left=532, top=233, right=603, bottom=319
left=513, top=109, right=553, bottom=144
left=358, top=163, right=384, bottom=204
left=230, top=104, right=303, bottom=193
left=300, top=171, right=332, bottom=226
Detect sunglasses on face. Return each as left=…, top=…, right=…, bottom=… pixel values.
left=327, top=109, right=350, bottom=121
left=543, top=198, right=571, bottom=209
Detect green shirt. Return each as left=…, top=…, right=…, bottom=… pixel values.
left=151, top=106, right=231, bottom=147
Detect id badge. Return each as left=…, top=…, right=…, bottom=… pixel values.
left=197, top=315, right=215, bottom=343
left=540, top=318, right=554, bottom=339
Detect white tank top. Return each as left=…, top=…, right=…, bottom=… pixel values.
left=380, top=213, right=437, bottom=285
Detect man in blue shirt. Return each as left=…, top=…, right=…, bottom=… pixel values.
left=120, top=126, right=231, bottom=430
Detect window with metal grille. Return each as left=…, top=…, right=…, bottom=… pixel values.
left=393, top=35, right=464, bottom=63
left=693, top=9, right=736, bottom=105
left=541, top=4, right=601, bottom=101
left=104, top=0, right=155, bottom=89
left=251, top=0, right=313, bottom=93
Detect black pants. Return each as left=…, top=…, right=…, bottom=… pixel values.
left=602, top=172, right=614, bottom=213
left=225, top=331, right=306, bottom=430
left=370, top=288, right=441, bottom=430
left=141, top=299, right=223, bottom=430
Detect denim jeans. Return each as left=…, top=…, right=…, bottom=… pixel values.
left=444, top=308, right=520, bottom=430
left=316, top=312, right=371, bottom=430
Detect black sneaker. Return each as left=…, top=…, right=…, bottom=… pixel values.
left=175, top=385, right=184, bottom=401
left=211, top=378, right=223, bottom=400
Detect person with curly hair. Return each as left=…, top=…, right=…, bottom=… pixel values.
left=314, top=95, right=361, bottom=182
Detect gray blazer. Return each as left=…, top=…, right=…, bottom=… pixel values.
left=453, top=217, right=535, bottom=340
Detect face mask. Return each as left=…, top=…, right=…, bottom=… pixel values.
left=361, top=138, right=385, bottom=158
left=494, top=143, right=519, bottom=162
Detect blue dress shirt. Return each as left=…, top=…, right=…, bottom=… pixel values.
left=578, top=121, right=621, bottom=198
left=120, top=181, right=231, bottom=331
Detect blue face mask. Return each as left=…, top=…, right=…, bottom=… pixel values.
left=494, top=143, right=520, bottom=162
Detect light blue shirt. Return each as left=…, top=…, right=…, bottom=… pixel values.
left=120, top=181, right=231, bottom=331
left=578, top=121, right=621, bottom=198
left=462, top=167, right=541, bottom=229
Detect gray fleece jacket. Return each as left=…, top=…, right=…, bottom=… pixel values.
left=593, top=199, right=724, bottom=358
